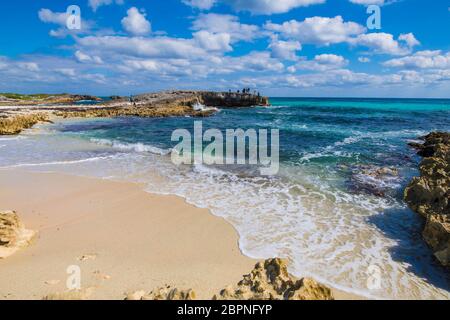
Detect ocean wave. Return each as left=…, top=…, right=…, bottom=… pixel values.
left=0, top=155, right=116, bottom=169
left=90, top=138, right=171, bottom=156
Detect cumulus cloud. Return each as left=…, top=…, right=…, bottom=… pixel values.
left=294, top=54, right=348, bottom=71
left=383, top=50, right=450, bottom=69
left=358, top=56, right=371, bottom=63
left=192, top=14, right=260, bottom=42
left=77, top=35, right=206, bottom=59
left=182, top=0, right=217, bottom=10
left=184, top=0, right=326, bottom=14
left=38, top=9, right=68, bottom=26
left=121, top=7, right=151, bottom=36
left=269, top=38, right=302, bottom=61
left=38, top=8, right=95, bottom=37
left=89, top=0, right=124, bottom=12
left=265, top=16, right=365, bottom=45
left=222, top=0, right=326, bottom=15
left=18, top=62, right=40, bottom=72
left=193, top=31, right=232, bottom=52
left=398, top=33, right=420, bottom=48
left=75, top=50, right=104, bottom=64
left=349, top=0, right=385, bottom=5
left=55, top=68, right=76, bottom=77
left=351, top=32, right=412, bottom=55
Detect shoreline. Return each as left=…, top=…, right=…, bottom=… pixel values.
left=0, top=169, right=360, bottom=300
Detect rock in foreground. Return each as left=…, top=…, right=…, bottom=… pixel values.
left=404, top=132, right=450, bottom=267
left=0, top=113, right=50, bottom=135
left=124, top=259, right=332, bottom=301
left=0, top=210, right=35, bottom=258
left=214, top=258, right=333, bottom=300
left=125, top=286, right=196, bottom=300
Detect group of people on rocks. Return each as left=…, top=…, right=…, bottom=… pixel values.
left=229, top=88, right=260, bottom=96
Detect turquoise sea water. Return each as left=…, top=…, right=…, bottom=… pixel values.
left=1, top=98, right=450, bottom=299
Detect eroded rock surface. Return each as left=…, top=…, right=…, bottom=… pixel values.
left=125, top=286, right=196, bottom=300
left=404, top=132, right=450, bottom=267
left=213, top=258, right=333, bottom=300
left=0, top=113, right=50, bottom=135
left=0, top=210, right=35, bottom=258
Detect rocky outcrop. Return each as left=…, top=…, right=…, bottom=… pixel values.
left=0, top=211, right=35, bottom=258
left=0, top=91, right=269, bottom=135
left=0, top=93, right=100, bottom=106
left=404, top=132, right=450, bottom=267
left=125, top=286, right=196, bottom=300
left=214, top=258, right=333, bottom=300
left=123, top=259, right=332, bottom=301
left=0, top=113, right=50, bottom=135
left=54, top=98, right=214, bottom=119
left=199, top=91, right=269, bottom=107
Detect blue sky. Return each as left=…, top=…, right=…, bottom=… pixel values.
left=0, top=0, right=449, bottom=97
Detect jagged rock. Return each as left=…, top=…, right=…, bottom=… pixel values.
left=125, top=286, right=196, bottom=300
left=345, top=164, right=400, bottom=197
left=404, top=132, right=450, bottom=267
left=423, top=214, right=450, bottom=267
left=213, top=258, right=333, bottom=300
left=0, top=211, right=35, bottom=258
left=0, top=113, right=50, bottom=135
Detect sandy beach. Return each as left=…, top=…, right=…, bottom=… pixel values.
left=0, top=169, right=361, bottom=300
left=0, top=169, right=258, bottom=300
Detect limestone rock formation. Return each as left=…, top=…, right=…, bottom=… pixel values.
left=0, top=210, right=35, bottom=258
left=213, top=258, right=333, bottom=300
left=125, top=286, right=196, bottom=300
left=0, top=113, right=50, bottom=135
left=404, top=132, right=450, bottom=267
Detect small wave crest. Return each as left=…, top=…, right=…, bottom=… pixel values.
left=90, top=138, right=171, bottom=156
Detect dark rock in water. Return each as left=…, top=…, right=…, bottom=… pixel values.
left=344, top=164, right=400, bottom=197
left=404, top=131, right=450, bottom=268
left=200, top=91, right=269, bottom=108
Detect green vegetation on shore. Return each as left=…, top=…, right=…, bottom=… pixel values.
left=0, top=93, right=66, bottom=101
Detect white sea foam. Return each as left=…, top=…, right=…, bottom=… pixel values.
left=90, top=138, right=171, bottom=155
left=0, top=156, right=115, bottom=169
left=1, top=126, right=449, bottom=300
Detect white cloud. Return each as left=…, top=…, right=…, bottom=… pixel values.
left=269, top=38, right=302, bottom=61
left=383, top=50, right=450, bottom=69
left=89, top=0, right=124, bottom=12
left=193, top=31, right=232, bottom=52
left=185, top=0, right=326, bottom=14
left=265, top=16, right=365, bottom=45
left=77, top=36, right=206, bottom=59
left=222, top=0, right=326, bottom=15
left=38, top=8, right=96, bottom=37
left=398, top=33, right=420, bottom=48
left=351, top=32, right=411, bottom=55
left=75, top=50, right=104, bottom=64
left=183, top=0, right=217, bottom=10
left=38, top=9, right=67, bottom=26
left=192, top=14, right=260, bottom=42
left=349, top=0, right=385, bottom=5
left=18, top=62, right=40, bottom=72
left=55, top=68, right=76, bottom=77
left=294, top=54, right=348, bottom=71
left=358, top=57, right=371, bottom=63
left=121, top=7, right=151, bottom=36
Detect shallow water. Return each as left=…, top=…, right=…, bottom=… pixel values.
left=1, top=97, right=450, bottom=299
